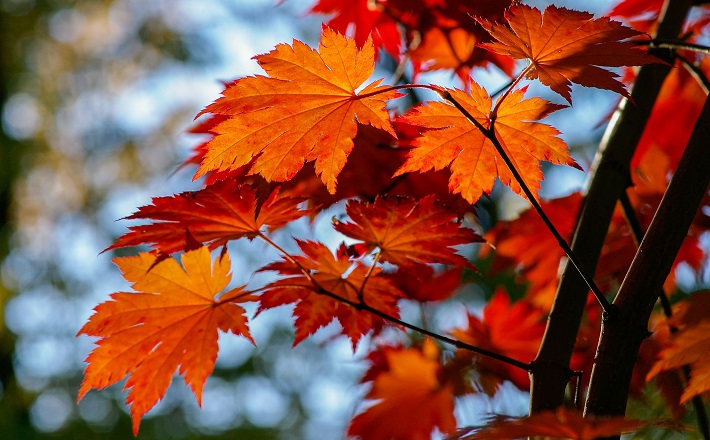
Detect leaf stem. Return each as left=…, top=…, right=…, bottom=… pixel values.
left=358, top=250, right=381, bottom=303
left=356, top=83, right=437, bottom=100
left=257, top=233, right=322, bottom=288
left=491, top=64, right=534, bottom=117
left=440, top=90, right=612, bottom=314
left=355, top=298, right=532, bottom=371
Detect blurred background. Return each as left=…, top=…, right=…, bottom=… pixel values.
left=0, top=1, right=357, bottom=438
left=0, top=0, right=663, bottom=439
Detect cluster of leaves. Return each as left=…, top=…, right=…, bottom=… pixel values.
left=78, top=1, right=710, bottom=439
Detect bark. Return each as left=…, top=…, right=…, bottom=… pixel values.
left=529, top=0, right=695, bottom=412
left=584, top=94, right=710, bottom=419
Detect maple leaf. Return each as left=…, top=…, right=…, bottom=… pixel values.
left=348, top=339, right=457, bottom=440
left=456, top=407, right=656, bottom=439
left=632, top=60, right=708, bottom=174
left=195, top=27, right=402, bottom=193
left=388, top=264, right=464, bottom=302
left=395, top=81, right=572, bottom=203
left=632, top=315, right=686, bottom=420
left=332, top=195, right=482, bottom=268
left=108, top=180, right=310, bottom=254
left=449, top=289, right=546, bottom=393
left=483, top=192, right=582, bottom=309
left=77, top=247, right=254, bottom=434
left=283, top=121, right=473, bottom=215
left=258, top=240, right=402, bottom=348
left=479, top=4, right=658, bottom=103
left=309, top=0, right=402, bottom=60
left=647, top=292, right=710, bottom=403
left=384, top=0, right=516, bottom=80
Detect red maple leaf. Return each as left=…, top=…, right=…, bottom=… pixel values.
left=480, top=4, right=658, bottom=103
left=647, top=292, right=710, bottom=404
left=77, top=247, right=254, bottom=434
left=483, top=192, right=582, bottom=309
left=385, top=0, right=516, bottom=80
left=457, top=407, right=660, bottom=439
left=309, top=0, right=402, bottom=60
left=450, top=289, right=546, bottom=393
left=108, top=180, right=311, bottom=254
left=388, top=264, right=464, bottom=302
left=257, top=240, right=403, bottom=348
left=333, top=195, right=482, bottom=268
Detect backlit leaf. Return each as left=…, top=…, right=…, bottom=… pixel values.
left=395, top=81, right=572, bottom=203
left=108, top=180, right=310, bottom=254
left=348, top=339, right=456, bottom=440
left=258, top=240, right=402, bottom=348
left=333, top=195, right=482, bottom=268
left=77, top=247, right=254, bottom=434
left=196, top=27, right=402, bottom=193
left=457, top=407, right=655, bottom=439
left=480, top=4, right=658, bottom=103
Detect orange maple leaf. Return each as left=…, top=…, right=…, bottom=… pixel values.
left=395, top=81, right=572, bottom=203
left=77, top=247, right=254, bottom=434
left=108, top=181, right=310, bottom=254
left=258, top=240, right=402, bottom=348
left=457, top=407, right=657, bottom=439
left=479, top=4, right=658, bottom=103
left=348, top=339, right=457, bottom=440
left=647, top=291, right=710, bottom=404
left=195, top=27, right=402, bottom=193
left=332, top=195, right=482, bottom=268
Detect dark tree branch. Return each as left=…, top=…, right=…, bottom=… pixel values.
left=529, top=0, right=696, bottom=413
left=584, top=95, right=710, bottom=427
left=618, top=191, right=710, bottom=440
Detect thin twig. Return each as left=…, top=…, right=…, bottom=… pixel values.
left=258, top=233, right=321, bottom=287
left=618, top=192, right=673, bottom=316
left=354, top=295, right=532, bottom=371
left=439, top=90, right=612, bottom=314
left=258, top=233, right=533, bottom=371
left=644, top=38, right=710, bottom=55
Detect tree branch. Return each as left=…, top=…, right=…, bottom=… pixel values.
left=529, top=0, right=696, bottom=413
left=584, top=94, right=710, bottom=424
left=618, top=192, right=710, bottom=440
